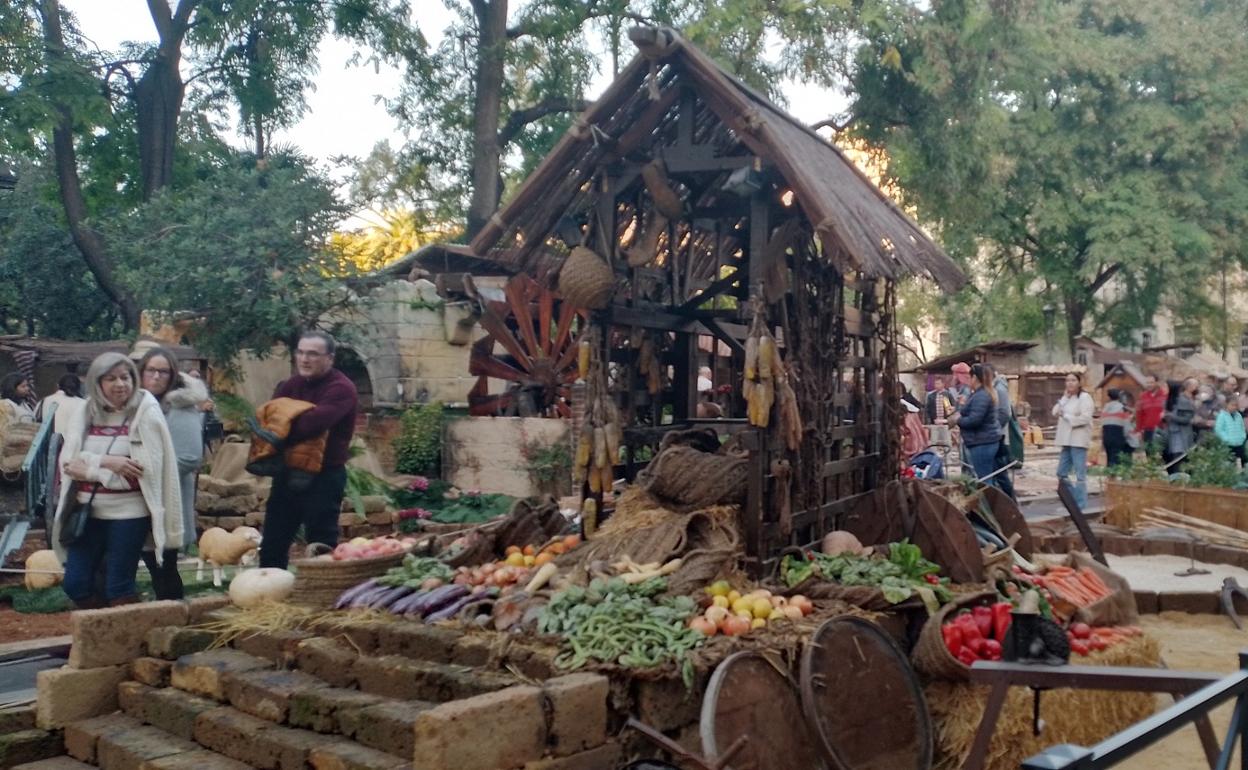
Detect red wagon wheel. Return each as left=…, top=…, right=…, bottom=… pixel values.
left=467, top=274, right=589, bottom=417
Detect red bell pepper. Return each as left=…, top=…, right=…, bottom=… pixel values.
left=941, top=622, right=964, bottom=657
left=954, top=612, right=981, bottom=642
left=991, top=602, right=1012, bottom=642
left=983, top=639, right=1003, bottom=660
left=972, top=606, right=993, bottom=639
left=967, top=637, right=985, bottom=657
left=957, top=647, right=979, bottom=667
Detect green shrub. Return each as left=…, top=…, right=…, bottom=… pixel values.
left=394, top=402, right=444, bottom=475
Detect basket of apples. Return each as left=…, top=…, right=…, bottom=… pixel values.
left=289, top=536, right=423, bottom=607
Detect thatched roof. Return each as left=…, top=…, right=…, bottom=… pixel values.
left=469, top=26, right=965, bottom=292
left=915, top=340, right=1037, bottom=372
left=0, top=335, right=201, bottom=366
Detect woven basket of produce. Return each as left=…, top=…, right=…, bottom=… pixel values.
left=289, top=543, right=410, bottom=608
left=558, top=246, right=615, bottom=310
left=911, top=590, right=998, bottom=682
left=637, top=445, right=747, bottom=511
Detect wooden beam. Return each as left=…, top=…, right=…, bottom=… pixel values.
left=747, top=188, right=768, bottom=300
left=821, top=454, right=877, bottom=478
left=605, top=305, right=696, bottom=332
left=698, top=317, right=746, bottom=357
left=665, top=155, right=757, bottom=174
left=677, top=269, right=740, bottom=311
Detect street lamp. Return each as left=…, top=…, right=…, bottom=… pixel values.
left=1042, top=303, right=1056, bottom=363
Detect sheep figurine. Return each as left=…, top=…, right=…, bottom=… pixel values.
left=196, top=526, right=263, bottom=586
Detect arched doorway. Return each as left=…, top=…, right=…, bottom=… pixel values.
left=335, top=347, right=374, bottom=410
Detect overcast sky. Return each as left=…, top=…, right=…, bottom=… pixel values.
left=62, top=2, right=841, bottom=207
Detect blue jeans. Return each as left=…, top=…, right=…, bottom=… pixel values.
left=1057, top=446, right=1089, bottom=509
left=63, top=517, right=151, bottom=604
left=965, top=442, right=999, bottom=487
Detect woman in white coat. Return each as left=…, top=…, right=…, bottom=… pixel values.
left=1052, top=372, right=1095, bottom=509
left=52, top=353, right=182, bottom=608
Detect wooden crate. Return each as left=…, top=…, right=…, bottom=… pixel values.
left=1105, top=480, right=1248, bottom=531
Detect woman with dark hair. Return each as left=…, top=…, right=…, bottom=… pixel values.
left=136, top=346, right=208, bottom=600
left=949, top=363, right=1001, bottom=485
left=1163, top=378, right=1197, bottom=469
left=0, top=372, right=36, bottom=425
left=52, top=353, right=182, bottom=608
left=37, top=374, right=85, bottom=434
left=1052, top=372, right=1094, bottom=508
left=1100, top=388, right=1132, bottom=467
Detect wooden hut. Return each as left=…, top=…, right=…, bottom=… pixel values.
left=452, top=27, right=965, bottom=569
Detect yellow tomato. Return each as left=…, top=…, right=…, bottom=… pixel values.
left=711, top=595, right=730, bottom=609
left=707, top=581, right=732, bottom=597
left=727, top=590, right=742, bottom=605
left=505, top=552, right=526, bottom=567
left=731, top=598, right=754, bottom=615
left=751, top=617, right=766, bottom=629
left=751, top=598, right=773, bottom=619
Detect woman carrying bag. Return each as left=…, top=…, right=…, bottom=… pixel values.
left=52, top=353, right=182, bottom=608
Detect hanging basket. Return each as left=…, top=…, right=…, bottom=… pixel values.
left=911, top=589, right=997, bottom=682
left=558, top=246, right=615, bottom=309
left=641, top=159, right=684, bottom=219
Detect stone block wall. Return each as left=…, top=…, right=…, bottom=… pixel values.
left=443, top=417, right=571, bottom=498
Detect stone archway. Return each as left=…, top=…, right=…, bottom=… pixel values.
left=335, top=346, right=375, bottom=410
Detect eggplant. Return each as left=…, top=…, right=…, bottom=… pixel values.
left=389, top=590, right=429, bottom=615
left=425, top=591, right=481, bottom=622
left=404, top=585, right=469, bottom=617
left=334, top=578, right=380, bottom=609
left=348, top=585, right=393, bottom=609
left=370, top=586, right=415, bottom=610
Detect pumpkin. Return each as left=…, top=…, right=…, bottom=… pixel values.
left=821, top=530, right=867, bottom=557
left=25, top=549, right=62, bottom=590
left=228, top=568, right=295, bottom=608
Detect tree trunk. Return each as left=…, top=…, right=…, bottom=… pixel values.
left=41, top=0, right=142, bottom=330
left=1063, top=293, right=1085, bottom=362
left=465, top=0, right=509, bottom=239
left=134, top=55, right=184, bottom=200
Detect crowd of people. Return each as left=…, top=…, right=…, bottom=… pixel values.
left=911, top=366, right=1246, bottom=509
left=0, top=331, right=358, bottom=609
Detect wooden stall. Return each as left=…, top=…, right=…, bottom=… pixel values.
left=448, top=27, right=965, bottom=572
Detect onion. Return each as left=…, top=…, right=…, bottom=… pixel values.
left=689, top=617, right=718, bottom=636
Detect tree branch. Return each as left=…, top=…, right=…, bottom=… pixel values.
left=498, top=96, right=590, bottom=147
left=145, top=0, right=174, bottom=42
left=810, top=115, right=852, bottom=133
left=1088, top=262, right=1123, bottom=295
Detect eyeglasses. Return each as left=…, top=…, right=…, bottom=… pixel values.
left=143, top=368, right=173, bottom=378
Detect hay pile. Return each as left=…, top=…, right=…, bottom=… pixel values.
left=926, top=633, right=1161, bottom=770
left=0, top=422, right=36, bottom=477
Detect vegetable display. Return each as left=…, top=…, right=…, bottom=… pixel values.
left=376, top=554, right=454, bottom=589
left=330, top=536, right=416, bottom=561
left=941, top=602, right=1013, bottom=664
left=1029, top=565, right=1115, bottom=608
left=538, top=577, right=704, bottom=684
left=690, top=582, right=813, bottom=637
left=334, top=577, right=499, bottom=622
left=780, top=540, right=953, bottom=606
left=1067, top=623, right=1142, bottom=656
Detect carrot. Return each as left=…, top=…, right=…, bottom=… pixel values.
left=1083, top=569, right=1112, bottom=595
left=1050, top=577, right=1092, bottom=605
left=1075, top=570, right=1108, bottom=600
left=1047, top=566, right=1076, bottom=576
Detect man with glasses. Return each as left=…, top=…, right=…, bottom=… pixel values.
left=259, top=331, right=359, bottom=569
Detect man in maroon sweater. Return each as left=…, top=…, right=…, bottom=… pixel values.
left=259, top=331, right=359, bottom=569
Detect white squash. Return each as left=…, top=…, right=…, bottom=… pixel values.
left=821, top=530, right=867, bottom=557
left=228, top=568, right=295, bottom=608
left=24, top=549, right=62, bottom=590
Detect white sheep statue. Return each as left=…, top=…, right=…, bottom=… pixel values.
left=196, top=526, right=263, bottom=586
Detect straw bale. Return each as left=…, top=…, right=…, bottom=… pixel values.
left=926, top=634, right=1161, bottom=770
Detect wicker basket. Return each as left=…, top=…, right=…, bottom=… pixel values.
left=641, top=159, right=684, bottom=219
left=911, top=589, right=998, bottom=682
left=287, top=547, right=409, bottom=609
left=558, top=246, right=615, bottom=310
left=637, top=445, right=747, bottom=510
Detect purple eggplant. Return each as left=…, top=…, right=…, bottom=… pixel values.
left=369, top=586, right=415, bottom=610
left=389, top=590, right=429, bottom=615
left=334, top=578, right=380, bottom=609
left=404, top=585, right=469, bottom=617
left=348, top=585, right=393, bottom=609
left=425, top=591, right=483, bottom=622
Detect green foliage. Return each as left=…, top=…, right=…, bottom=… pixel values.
left=393, top=402, right=444, bottom=475
left=345, top=466, right=393, bottom=517
left=524, top=440, right=571, bottom=486
left=212, top=393, right=256, bottom=436
left=1181, top=438, right=1245, bottom=490
left=851, top=0, right=1248, bottom=353
left=106, top=150, right=353, bottom=363
left=1104, top=448, right=1168, bottom=483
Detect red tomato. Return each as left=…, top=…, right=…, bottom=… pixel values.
left=1070, top=622, right=1092, bottom=640
left=1070, top=639, right=1090, bottom=656
left=1088, top=635, right=1107, bottom=652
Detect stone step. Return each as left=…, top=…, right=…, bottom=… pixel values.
left=114, top=680, right=410, bottom=770
left=61, top=710, right=251, bottom=770
left=0, top=727, right=64, bottom=768
left=10, top=757, right=94, bottom=770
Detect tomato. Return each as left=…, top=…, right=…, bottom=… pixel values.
left=1088, top=635, right=1107, bottom=652
left=957, top=647, right=979, bottom=666
left=967, top=637, right=986, bottom=656
left=1070, top=639, right=1090, bottom=656
left=983, top=639, right=1003, bottom=660
left=1070, top=622, right=1092, bottom=640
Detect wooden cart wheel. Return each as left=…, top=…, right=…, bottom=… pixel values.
left=467, top=274, right=589, bottom=417
left=799, top=615, right=934, bottom=770
left=700, top=651, right=828, bottom=770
